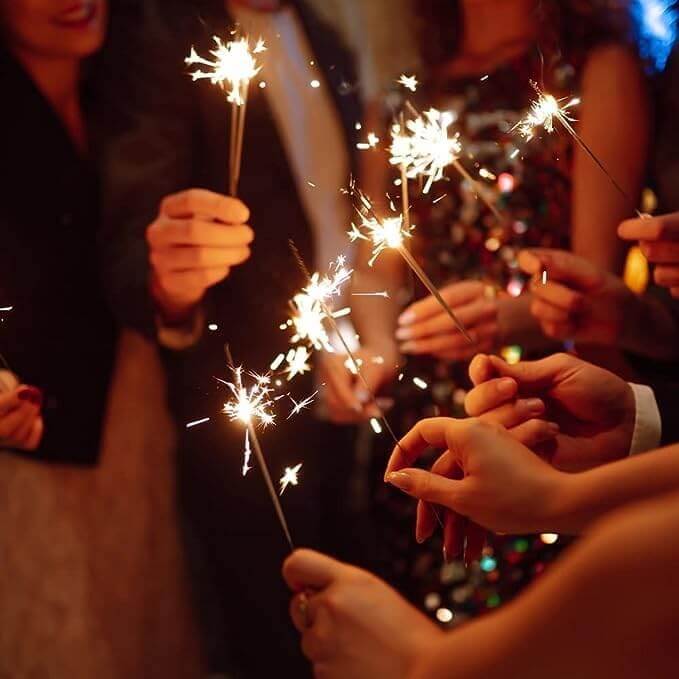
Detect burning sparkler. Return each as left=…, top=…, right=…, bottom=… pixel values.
left=288, top=391, right=318, bottom=419
left=515, top=82, right=643, bottom=217
left=186, top=35, right=265, bottom=196
left=347, top=186, right=473, bottom=343
left=390, top=108, right=502, bottom=220
left=279, top=463, right=302, bottom=495
left=223, top=345, right=294, bottom=550
left=397, top=74, right=419, bottom=92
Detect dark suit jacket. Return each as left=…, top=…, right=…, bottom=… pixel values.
left=0, top=50, right=116, bottom=464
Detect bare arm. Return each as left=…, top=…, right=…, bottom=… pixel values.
left=571, top=45, right=649, bottom=273
left=415, top=491, right=679, bottom=679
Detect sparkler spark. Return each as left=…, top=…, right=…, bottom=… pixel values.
left=352, top=291, right=390, bottom=298
left=516, top=82, right=643, bottom=216
left=185, top=36, right=265, bottom=105
left=288, top=391, right=318, bottom=419
left=284, top=346, right=312, bottom=381
left=514, top=86, right=580, bottom=142
left=224, top=346, right=294, bottom=550
left=186, top=417, right=211, bottom=429
left=186, top=35, right=265, bottom=196
left=390, top=108, right=462, bottom=193
left=347, top=186, right=473, bottom=343
left=287, top=256, right=353, bottom=352
left=279, top=463, right=302, bottom=495
left=397, top=74, right=419, bottom=92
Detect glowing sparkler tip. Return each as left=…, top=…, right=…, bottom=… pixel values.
left=397, top=74, right=419, bottom=92
left=279, top=463, right=303, bottom=495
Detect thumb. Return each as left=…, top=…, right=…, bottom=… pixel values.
left=0, top=370, right=19, bottom=392
left=486, top=353, right=570, bottom=391
left=519, top=249, right=605, bottom=291
left=386, top=468, right=463, bottom=510
left=283, top=548, right=346, bottom=592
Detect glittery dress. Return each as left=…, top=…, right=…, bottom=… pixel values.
left=367, top=51, right=581, bottom=626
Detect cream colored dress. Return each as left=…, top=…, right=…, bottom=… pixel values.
left=0, top=330, right=204, bottom=679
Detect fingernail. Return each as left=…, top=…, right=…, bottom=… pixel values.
left=18, top=386, right=43, bottom=407
left=355, top=388, right=371, bottom=404
left=351, top=402, right=363, bottom=414
left=398, top=310, right=415, bottom=325
left=395, top=327, right=411, bottom=340
left=386, top=471, right=413, bottom=491
left=547, top=421, right=560, bottom=435
left=400, top=342, right=415, bottom=354
left=523, top=398, right=545, bottom=416
left=497, top=378, right=516, bottom=397
left=443, top=545, right=450, bottom=564
left=416, top=531, right=425, bottom=545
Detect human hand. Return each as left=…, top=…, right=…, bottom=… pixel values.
left=465, top=353, right=635, bottom=471
left=618, top=213, right=679, bottom=297
left=396, top=281, right=498, bottom=360
left=147, top=189, right=253, bottom=321
left=318, top=347, right=397, bottom=424
left=519, top=248, right=635, bottom=344
left=284, top=549, right=442, bottom=679
left=385, top=418, right=566, bottom=537
left=0, top=371, right=44, bottom=451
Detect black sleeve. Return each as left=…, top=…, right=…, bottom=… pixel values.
left=93, top=1, right=197, bottom=335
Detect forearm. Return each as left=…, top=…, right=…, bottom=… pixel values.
left=414, top=492, right=679, bottom=679
left=551, top=443, right=679, bottom=534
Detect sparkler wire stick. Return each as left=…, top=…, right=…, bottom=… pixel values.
left=224, top=344, right=295, bottom=551
left=350, top=187, right=474, bottom=344
left=288, top=242, right=406, bottom=451
left=451, top=159, right=503, bottom=221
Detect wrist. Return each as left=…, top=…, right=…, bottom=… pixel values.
left=151, top=275, right=200, bottom=326
left=541, top=469, right=585, bottom=535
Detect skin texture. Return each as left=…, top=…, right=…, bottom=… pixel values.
left=519, top=248, right=679, bottom=359
left=283, top=494, right=679, bottom=679
left=0, top=371, right=43, bottom=451
left=618, top=212, right=679, bottom=298
left=327, top=4, right=649, bottom=422
left=147, top=189, right=254, bottom=322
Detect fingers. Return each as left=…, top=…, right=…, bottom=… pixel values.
left=400, top=322, right=498, bottom=356
left=482, top=353, right=575, bottom=391
left=396, top=298, right=495, bottom=342
left=468, top=353, right=497, bottom=386
left=443, top=511, right=466, bottom=562
left=151, top=242, right=251, bottom=273
left=463, top=523, right=487, bottom=567
left=510, top=418, right=560, bottom=448
left=283, top=549, right=345, bottom=592
left=148, top=216, right=254, bottom=250
left=640, top=241, right=679, bottom=264
left=0, top=401, right=40, bottom=443
left=530, top=279, right=584, bottom=314
left=160, top=189, right=250, bottom=223
left=22, top=417, right=44, bottom=451
left=385, top=417, right=457, bottom=474
left=398, top=281, right=486, bottom=325
left=155, top=266, right=232, bottom=298
left=519, top=249, right=604, bottom=291
left=464, top=376, right=518, bottom=416
left=618, top=213, right=679, bottom=242
left=320, top=357, right=362, bottom=419
left=653, top=265, right=679, bottom=288
left=353, top=362, right=386, bottom=417
left=385, top=467, right=463, bottom=510
left=0, top=370, right=18, bottom=392
left=0, top=389, right=22, bottom=417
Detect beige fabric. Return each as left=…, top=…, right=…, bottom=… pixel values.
left=0, top=330, right=204, bottom=679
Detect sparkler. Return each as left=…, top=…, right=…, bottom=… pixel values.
left=279, top=463, right=302, bottom=495
left=347, top=186, right=474, bottom=343
left=288, top=391, right=318, bottom=419
left=288, top=241, right=411, bottom=449
left=186, top=36, right=265, bottom=196
left=223, top=345, right=294, bottom=550
left=397, top=74, right=419, bottom=92
left=390, top=108, right=502, bottom=220
left=515, top=82, right=644, bottom=218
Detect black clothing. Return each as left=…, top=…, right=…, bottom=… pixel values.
left=0, top=51, right=116, bottom=464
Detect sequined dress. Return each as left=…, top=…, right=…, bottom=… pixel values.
left=367, top=51, right=580, bottom=626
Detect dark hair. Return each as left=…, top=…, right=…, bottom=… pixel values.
left=416, top=0, right=636, bottom=74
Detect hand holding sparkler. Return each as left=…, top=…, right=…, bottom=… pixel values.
left=0, top=371, right=44, bottom=451
left=348, top=186, right=474, bottom=345
left=186, top=35, right=265, bottom=196
left=517, top=248, right=679, bottom=362
left=397, top=281, right=499, bottom=361
left=147, top=189, right=253, bottom=322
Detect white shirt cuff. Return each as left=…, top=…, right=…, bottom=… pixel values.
left=628, top=383, right=662, bottom=456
